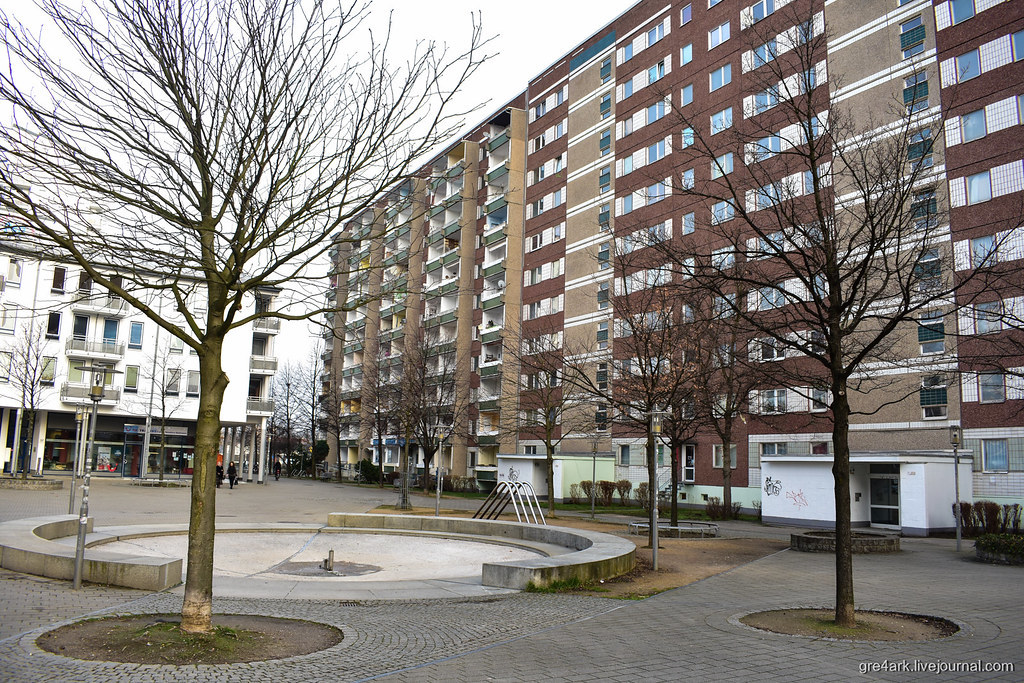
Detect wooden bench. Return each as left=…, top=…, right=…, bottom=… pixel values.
left=627, top=521, right=719, bottom=538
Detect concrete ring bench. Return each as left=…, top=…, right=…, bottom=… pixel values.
left=326, top=513, right=636, bottom=590
left=628, top=520, right=720, bottom=538
left=0, top=515, right=182, bottom=591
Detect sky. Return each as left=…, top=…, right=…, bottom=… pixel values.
left=277, top=0, right=633, bottom=365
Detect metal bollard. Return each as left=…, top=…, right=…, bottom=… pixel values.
left=323, top=549, right=335, bottom=572
left=72, top=473, right=91, bottom=589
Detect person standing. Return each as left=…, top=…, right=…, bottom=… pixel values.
left=216, top=464, right=224, bottom=488
left=273, top=460, right=281, bottom=481
left=228, top=461, right=237, bottom=489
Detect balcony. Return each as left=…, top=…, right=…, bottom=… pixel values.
left=482, top=261, right=505, bottom=278
left=253, top=318, right=281, bottom=334
left=71, top=292, right=128, bottom=317
left=487, top=130, right=510, bottom=153
left=481, top=294, right=504, bottom=311
left=65, top=337, right=125, bottom=361
left=246, top=397, right=275, bottom=415
left=60, top=382, right=120, bottom=405
left=483, top=229, right=506, bottom=247
left=485, top=196, right=507, bottom=216
left=486, top=162, right=509, bottom=184
left=480, top=328, right=502, bottom=344
left=249, top=355, right=278, bottom=374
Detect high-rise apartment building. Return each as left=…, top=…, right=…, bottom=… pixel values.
left=323, top=0, right=1024, bottom=532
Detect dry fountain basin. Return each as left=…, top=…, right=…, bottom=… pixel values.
left=0, top=514, right=636, bottom=599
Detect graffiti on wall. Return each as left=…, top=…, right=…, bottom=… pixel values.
left=764, top=477, right=782, bottom=496
left=786, top=489, right=808, bottom=509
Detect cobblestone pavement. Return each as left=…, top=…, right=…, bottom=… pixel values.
left=0, top=477, right=1021, bottom=681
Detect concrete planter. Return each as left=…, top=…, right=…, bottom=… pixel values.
left=0, top=477, right=63, bottom=490
left=790, top=530, right=900, bottom=553
left=975, top=548, right=1024, bottom=566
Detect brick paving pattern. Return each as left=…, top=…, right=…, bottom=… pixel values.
left=0, top=477, right=1020, bottom=681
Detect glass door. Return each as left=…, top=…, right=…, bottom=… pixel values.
left=869, top=464, right=900, bottom=527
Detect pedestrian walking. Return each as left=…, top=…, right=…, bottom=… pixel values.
left=216, top=464, right=224, bottom=488
left=273, top=460, right=281, bottom=481
left=228, top=461, right=237, bottom=489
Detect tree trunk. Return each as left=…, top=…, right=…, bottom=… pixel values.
left=20, top=410, right=35, bottom=480
left=647, top=430, right=658, bottom=552
left=670, top=442, right=679, bottom=526
left=831, top=378, right=855, bottom=627
left=180, top=342, right=229, bottom=634
left=545, top=441, right=555, bottom=514
left=720, top=425, right=733, bottom=516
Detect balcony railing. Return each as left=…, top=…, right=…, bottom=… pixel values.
left=60, top=382, right=120, bottom=404
left=65, top=337, right=125, bottom=358
left=253, top=318, right=281, bottom=333
left=249, top=355, right=278, bottom=372
left=71, top=292, right=128, bottom=316
left=246, top=398, right=275, bottom=414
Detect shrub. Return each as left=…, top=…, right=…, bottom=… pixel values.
left=580, top=480, right=594, bottom=501
left=356, top=458, right=381, bottom=484
left=635, top=482, right=651, bottom=512
left=975, top=533, right=1024, bottom=559
left=1003, top=504, right=1022, bottom=534
left=706, top=496, right=739, bottom=520
left=597, top=480, right=616, bottom=507
left=615, top=479, right=633, bottom=505
left=975, top=500, right=1003, bottom=535
left=752, top=500, right=763, bottom=521
left=568, top=483, right=582, bottom=505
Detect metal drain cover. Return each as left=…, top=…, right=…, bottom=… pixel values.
left=272, top=561, right=380, bottom=577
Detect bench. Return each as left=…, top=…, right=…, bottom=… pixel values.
left=627, top=520, right=719, bottom=538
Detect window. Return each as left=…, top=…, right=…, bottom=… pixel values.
left=811, top=442, right=830, bottom=455
left=622, top=117, right=633, bottom=137
left=751, top=0, right=774, bottom=23
left=681, top=84, right=693, bottom=106
left=599, top=203, right=611, bottom=231
left=554, top=122, right=565, bottom=139
left=7, top=259, right=22, bottom=287
left=754, top=134, right=780, bottom=160
left=51, top=266, right=66, bottom=293
left=599, top=129, right=611, bottom=156
left=710, top=107, right=733, bottom=134
left=683, top=445, right=696, bottom=482
left=758, top=285, right=785, bottom=310
left=920, top=375, right=947, bottom=418
left=596, top=362, right=609, bottom=391
left=597, top=282, right=610, bottom=309
left=801, top=68, right=817, bottom=93
left=169, top=336, right=184, bottom=354
left=618, top=444, right=631, bottom=466
left=904, top=71, right=928, bottom=113
left=648, top=61, right=666, bottom=84
left=754, top=87, right=778, bottom=114
left=622, top=194, right=633, bottom=214
left=600, top=93, right=612, bottom=119
left=951, top=0, right=974, bottom=24
left=918, top=310, right=944, bottom=355
left=648, top=24, right=664, bottom=46
left=797, top=19, right=815, bottom=45
left=956, top=49, right=981, bottom=81
left=187, top=370, right=201, bottom=397
left=712, top=444, right=737, bottom=469
left=900, top=16, right=925, bottom=59
left=971, top=235, right=996, bottom=267
left=909, top=128, right=933, bottom=169
left=711, top=200, right=734, bottom=224
left=976, top=301, right=1003, bottom=334
left=966, top=170, right=991, bottom=204
left=46, top=312, right=61, bottom=338
left=598, top=242, right=610, bottom=269
left=128, top=321, right=143, bottom=349
left=0, top=305, right=16, bottom=333
left=41, top=357, right=56, bottom=385
left=597, top=321, right=609, bottom=350
left=623, top=44, right=633, bottom=62
left=600, top=166, right=611, bottom=192
left=915, top=249, right=941, bottom=291
left=681, top=127, right=694, bottom=149
left=710, top=63, right=732, bottom=91
left=710, top=0, right=723, bottom=6
left=961, top=109, right=986, bottom=142
left=753, top=39, right=776, bottom=67
left=1015, top=30, right=1024, bottom=61
left=982, top=439, right=1008, bottom=472
left=165, top=368, right=181, bottom=395
left=911, top=187, right=937, bottom=229
left=623, top=80, right=634, bottom=98
left=709, top=22, right=730, bottom=49
left=533, top=133, right=546, bottom=152
left=0, top=351, right=10, bottom=381
left=600, top=57, right=612, bottom=83
left=980, top=373, right=1005, bottom=403
left=760, top=337, right=784, bottom=361
left=535, top=101, right=547, bottom=119
left=681, top=4, right=692, bottom=25
left=77, top=271, right=92, bottom=293
left=681, top=43, right=693, bottom=65
left=648, top=140, right=666, bottom=163
left=72, top=314, right=88, bottom=340
left=647, top=100, right=666, bottom=123
left=647, top=182, right=667, bottom=203
left=811, top=389, right=828, bottom=411
left=124, top=365, right=139, bottom=393
left=761, top=442, right=786, bottom=457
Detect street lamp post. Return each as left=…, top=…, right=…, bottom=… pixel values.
left=590, top=435, right=600, bottom=520
left=68, top=405, right=86, bottom=514
left=73, top=365, right=120, bottom=589
left=434, top=423, right=447, bottom=517
left=649, top=410, right=668, bottom=572
left=949, top=425, right=963, bottom=552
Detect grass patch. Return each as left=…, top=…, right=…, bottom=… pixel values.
left=524, top=576, right=596, bottom=593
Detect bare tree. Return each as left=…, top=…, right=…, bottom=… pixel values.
left=504, top=323, right=598, bottom=513
left=4, top=321, right=55, bottom=478
left=644, top=3, right=1008, bottom=625
left=0, top=0, right=487, bottom=632
left=125, top=342, right=190, bottom=481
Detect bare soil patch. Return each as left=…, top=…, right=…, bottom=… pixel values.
left=37, top=614, right=342, bottom=665
left=740, top=608, right=959, bottom=641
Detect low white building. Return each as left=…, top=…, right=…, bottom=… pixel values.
left=760, top=451, right=974, bottom=536
left=0, top=248, right=279, bottom=479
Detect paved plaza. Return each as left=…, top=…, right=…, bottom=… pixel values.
left=0, top=476, right=1021, bottom=681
